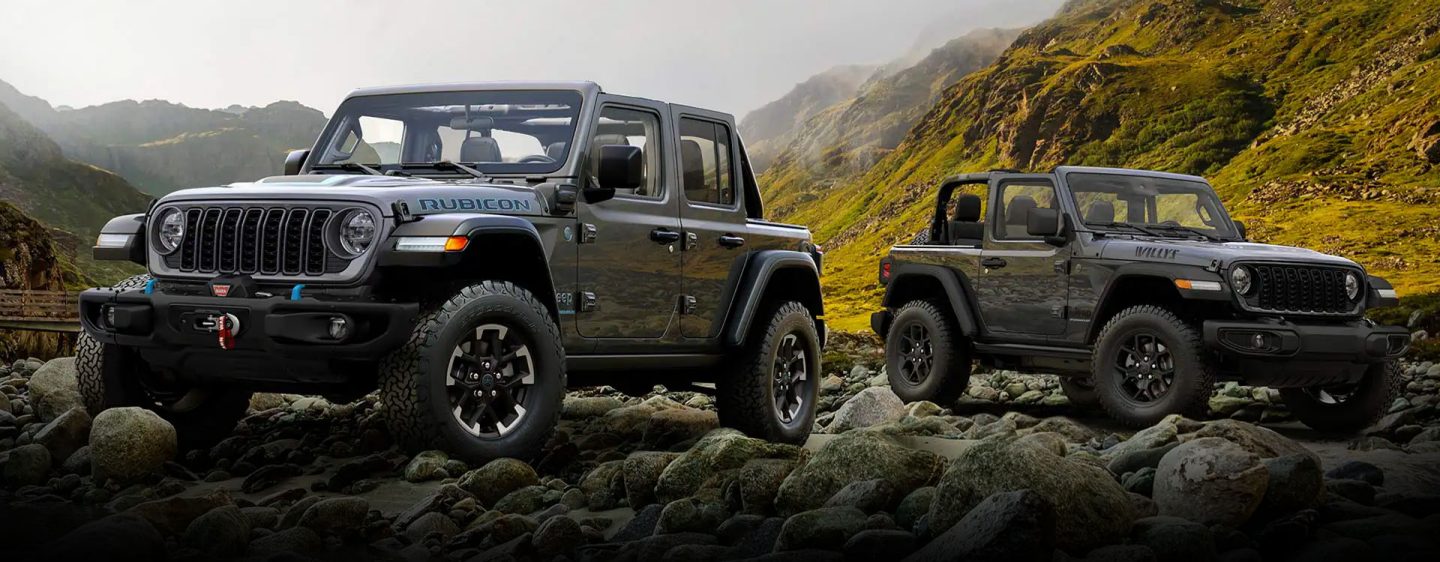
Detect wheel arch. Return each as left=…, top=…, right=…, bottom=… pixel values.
left=722, top=250, right=823, bottom=347
left=881, top=264, right=980, bottom=337
left=378, top=214, right=560, bottom=322
left=1087, top=269, right=1195, bottom=344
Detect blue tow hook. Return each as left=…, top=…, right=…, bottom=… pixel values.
left=290, top=284, right=305, bottom=301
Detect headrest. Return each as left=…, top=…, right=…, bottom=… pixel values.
left=545, top=142, right=567, bottom=161
left=1085, top=201, right=1115, bottom=224
left=952, top=194, right=982, bottom=222
left=681, top=140, right=705, bottom=193
left=460, top=136, right=501, bottom=163
left=1006, top=196, right=1037, bottom=225
left=449, top=115, right=495, bottom=132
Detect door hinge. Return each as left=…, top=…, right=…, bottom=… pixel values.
left=1051, top=304, right=1067, bottom=319
left=685, top=232, right=698, bottom=251
left=579, top=291, right=598, bottom=312
left=579, top=223, right=598, bottom=244
left=679, top=295, right=697, bottom=315
left=1054, top=259, right=1070, bottom=275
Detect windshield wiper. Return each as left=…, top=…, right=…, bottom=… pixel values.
left=1088, top=222, right=1166, bottom=237
left=428, top=161, right=488, bottom=180
left=1144, top=223, right=1222, bottom=242
left=310, top=163, right=383, bottom=176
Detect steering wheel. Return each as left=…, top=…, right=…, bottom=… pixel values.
left=518, top=154, right=555, bottom=164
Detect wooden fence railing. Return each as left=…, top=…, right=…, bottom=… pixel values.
left=0, top=290, right=81, bottom=333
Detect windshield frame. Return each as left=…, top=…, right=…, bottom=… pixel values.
left=306, top=89, right=585, bottom=177
left=1063, top=171, right=1241, bottom=241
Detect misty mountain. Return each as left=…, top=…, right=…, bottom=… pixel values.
left=755, top=28, right=1019, bottom=221
left=771, top=0, right=1440, bottom=328
left=741, top=65, right=878, bottom=172
left=0, top=79, right=327, bottom=196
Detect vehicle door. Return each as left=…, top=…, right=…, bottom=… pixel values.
left=671, top=108, right=749, bottom=340
left=975, top=175, right=1071, bottom=336
left=575, top=95, right=683, bottom=340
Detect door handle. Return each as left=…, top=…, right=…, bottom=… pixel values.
left=981, top=257, right=1008, bottom=269
left=650, top=228, right=682, bottom=244
left=718, top=234, right=746, bottom=249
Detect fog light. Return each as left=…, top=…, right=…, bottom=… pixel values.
left=104, top=305, right=116, bottom=328
left=1251, top=333, right=1267, bottom=349
left=328, top=317, right=350, bottom=340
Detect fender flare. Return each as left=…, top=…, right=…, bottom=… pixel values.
left=378, top=213, right=559, bottom=317
left=93, top=213, right=148, bottom=265
left=1084, top=262, right=1229, bottom=342
left=722, top=250, right=823, bottom=347
left=881, top=263, right=981, bottom=337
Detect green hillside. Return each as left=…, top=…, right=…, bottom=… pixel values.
left=0, top=80, right=327, bottom=195
left=763, top=0, right=1440, bottom=330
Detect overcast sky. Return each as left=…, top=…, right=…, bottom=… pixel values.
left=0, top=0, right=1063, bottom=117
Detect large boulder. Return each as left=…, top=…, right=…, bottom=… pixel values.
left=904, top=490, right=1056, bottom=562
left=623, top=451, right=680, bottom=508
left=183, top=505, right=251, bottom=556
left=458, top=458, right=539, bottom=507
left=775, top=506, right=869, bottom=551
left=296, top=497, right=369, bottom=540
left=642, top=408, right=719, bottom=449
left=827, top=387, right=907, bottom=433
left=656, top=497, right=728, bottom=535
left=1191, top=419, right=1317, bottom=465
left=402, top=450, right=449, bottom=483
left=1153, top=437, right=1269, bottom=527
left=1102, top=419, right=1181, bottom=460
left=1256, top=453, right=1323, bottom=518
left=775, top=430, right=943, bottom=515
left=27, top=357, right=83, bottom=422
left=3, top=443, right=51, bottom=486
left=34, top=407, right=92, bottom=466
left=90, top=407, right=176, bottom=483
left=927, top=435, right=1134, bottom=552
left=738, top=458, right=800, bottom=515
left=655, top=429, right=806, bottom=504
left=578, top=460, right=626, bottom=510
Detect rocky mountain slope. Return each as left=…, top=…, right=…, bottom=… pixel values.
left=756, top=28, right=1019, bottom=224
left=0, top=203, right=79, bottom=358
left=0, top=99, right=150, bottom=242
left=0, top=80, right=326, bottom=196
left=741, top=65, right=877, bottom=172
left=762, top=0, right=1440, bottom=329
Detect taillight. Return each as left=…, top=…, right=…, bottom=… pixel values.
left=881, top=261, right=891, bottom=279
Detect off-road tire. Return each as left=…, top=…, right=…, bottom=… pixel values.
left=1058, top=377, right=1102, bottom=409
left=717, top=301, right=820, bottom=444
left=378, top=281, right=565, bottom=464
left=76, top=274, right=252, bottom=450
left=885, top=300, right=972, bottom=405
left=1093, top=305, right=1215, bottom=427
left=1279, top=360, right=1401, bottom=433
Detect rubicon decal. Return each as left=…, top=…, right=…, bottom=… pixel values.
left=416, top=198, right=533, bottom=212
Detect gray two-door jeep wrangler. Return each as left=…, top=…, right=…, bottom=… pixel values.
left=872, top=166, right=1409, bottom=431
left=78, top=82, right=825, bottom=461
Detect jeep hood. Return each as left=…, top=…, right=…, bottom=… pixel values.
left=1096, top=238, right=1362, bottom=270
left=156, top=175, right=553, bottom=218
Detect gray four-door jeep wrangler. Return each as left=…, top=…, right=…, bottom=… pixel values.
left=79, top=82, right=825, bottom=460
left=872, top=167, right=1409, bottom=431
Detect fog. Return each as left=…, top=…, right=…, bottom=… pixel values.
left=0, top=0, right=1063, bottom=116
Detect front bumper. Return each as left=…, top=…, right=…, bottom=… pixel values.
left=1203, top=318, right=1409, bottom=387
left=80, top=287, right=418, bottom=377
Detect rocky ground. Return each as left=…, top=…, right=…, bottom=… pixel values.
left=2, top=333, right=1439, bottom=561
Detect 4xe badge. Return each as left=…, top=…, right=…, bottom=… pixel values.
left=211, top=284, right=232, bottom=297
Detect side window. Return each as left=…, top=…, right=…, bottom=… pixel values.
left=993, top=181, right=1057, bottom=240
left=590, top=106, right=662, bottom=197
left=679, top=117, right=735, bottom=206
left=335, top=116, right=404, bottom=165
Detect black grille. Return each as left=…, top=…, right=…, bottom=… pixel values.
left=1251, top=264, right=1356, bottom=314
left=164, top=205, right=352, bottom=277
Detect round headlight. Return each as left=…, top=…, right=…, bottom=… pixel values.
left=155, top=209, right=186, bottom=254
left=1345, top=272, right=1361, bottom=301
left=1230, top=266, right=1253, bottom=295
left=338, top=210, right=376, bottom=256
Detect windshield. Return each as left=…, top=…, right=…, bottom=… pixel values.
left=1067, top=172, right=1239, bottom=240
left=312, top=90, right=582, bottom=176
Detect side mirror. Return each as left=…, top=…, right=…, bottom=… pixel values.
left=587, top=145, right=642, bottom=203
left=284, top=149, right=310, bottom=176
left=1233, top=220, right=1247, bottom=241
